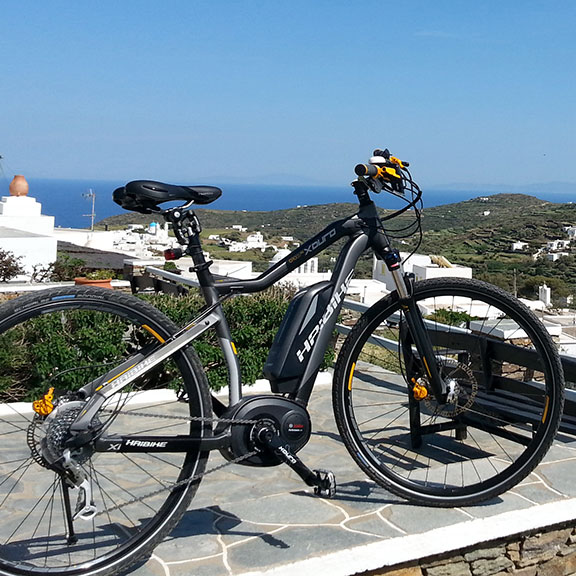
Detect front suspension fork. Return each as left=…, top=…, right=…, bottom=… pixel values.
left=383, top=250, right=447, bottom=402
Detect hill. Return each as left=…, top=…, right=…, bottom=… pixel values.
left=418, top=194, right=576, bottom=299
left=99, top=192, right=576, bottom=252
left=99, top=202, right=361, bottom=241
left=420, top=193, right=576, bottom=253
left=98, top=193, right=576, bottom=300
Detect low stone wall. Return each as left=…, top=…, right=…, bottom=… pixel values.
left=362, top=522, right=576, bottom=576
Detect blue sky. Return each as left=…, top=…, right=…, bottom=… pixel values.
left=1, top=1, right=575, bottom=189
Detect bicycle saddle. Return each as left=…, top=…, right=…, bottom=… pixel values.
left=113, top=180, right=223, bottom=214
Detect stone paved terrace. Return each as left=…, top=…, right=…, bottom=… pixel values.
left=124, top=376, right=576, bottom=576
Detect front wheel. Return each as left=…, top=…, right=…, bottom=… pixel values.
left=0, top=287, right=212, bottom=576
left=333, top=277, right=564, bottom=506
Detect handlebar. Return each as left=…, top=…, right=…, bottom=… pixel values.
left=355, top=151, right=410, bottom=177
left=354, top=148, right=412, bottom=196
left=353, top=147, right=423, bottom=216
left=353, top=162, right=403, bottom=184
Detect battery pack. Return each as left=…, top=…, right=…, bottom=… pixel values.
left=264, top=282, right=333, bottom=394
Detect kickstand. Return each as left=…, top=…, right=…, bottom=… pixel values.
left=258, top=427, right=336, bottom=498
left=61, top=478, right=78, bottom=545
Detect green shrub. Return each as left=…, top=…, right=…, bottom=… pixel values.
left=85, top=269, right=115, bottom=280
left=0, top=248, right=24, bottom=281
left=141, top=285, right=301, bottom=390
left=0, top=284, right=336, bottom=400
left=0, top=309, right=132, bottom=400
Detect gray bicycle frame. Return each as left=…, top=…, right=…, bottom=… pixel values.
left=72, top=198, right=405, bottom=433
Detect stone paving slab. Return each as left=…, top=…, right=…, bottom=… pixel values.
left=125, top=381, right=576, bottom=576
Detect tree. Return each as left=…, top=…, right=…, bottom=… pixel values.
left=0, top=249, right=24, bottom=281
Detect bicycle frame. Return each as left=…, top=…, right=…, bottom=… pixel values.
left=74, top=187, right=446, bottom=452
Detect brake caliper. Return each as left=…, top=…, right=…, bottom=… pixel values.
left=33, top=387, right=55, bottom=416
left=411, top=378, right=428, bottom=400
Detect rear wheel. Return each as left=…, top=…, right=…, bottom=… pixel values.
left=333, top=278, right=564, bottom=506
left=0, top=287, right=212, bottom=576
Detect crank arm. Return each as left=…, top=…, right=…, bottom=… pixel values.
left=258, top=429, right=336, bottom=498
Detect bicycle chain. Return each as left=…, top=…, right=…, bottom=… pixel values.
left=106, top=408, right=258, bottom=426
left=92, top=408, right=259, bottom=517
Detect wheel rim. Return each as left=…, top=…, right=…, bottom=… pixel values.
left=0, top=292, right=208, bottom=574
left=338, top=281, right=561, bottom=503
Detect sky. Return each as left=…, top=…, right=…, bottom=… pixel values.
left=1, top=1, right=575, bottom=190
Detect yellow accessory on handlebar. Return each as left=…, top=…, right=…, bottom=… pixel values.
left=389, top=156, right=406, bottom=169
left=376, top=166, right=401, bottom=180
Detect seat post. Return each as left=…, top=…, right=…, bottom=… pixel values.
left=175, top=211, right=221, bottom=306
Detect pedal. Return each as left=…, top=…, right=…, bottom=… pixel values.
left=313, top=469, right=336, bottom=498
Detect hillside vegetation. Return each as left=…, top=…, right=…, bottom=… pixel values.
left=417, top=194, right=576, bottom=300
left=99, top=192, right=576, bottom=302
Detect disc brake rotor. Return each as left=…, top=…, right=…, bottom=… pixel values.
left=423, top=360, right=478, bottom=417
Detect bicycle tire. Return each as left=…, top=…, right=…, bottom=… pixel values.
left=333, top=277, right=564, bottom=506
left=0, top=286, right=212, bottom=576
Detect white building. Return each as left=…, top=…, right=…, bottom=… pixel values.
left=245, top=231, right=266, bottom=250
left=547, top=240, right=571, bottom=251
left=372, top=253, right=472, bottom=290
left=0, top=227, right=57, bottom=276
left=50, top=221, right=173, bottom=260
left=0, top=190, right=57, bottom=276
left=0, top=193, right=55, bottom=235
left=228, top=242, right=247, bottom=253
left=297, top=257, right=318, bottom=274
left=269, top=250, right=319, bottom=275
left=539, top=283, right=552, bottom=307
left=224, top=231, right=270, bottom=253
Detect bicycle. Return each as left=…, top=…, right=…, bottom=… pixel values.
left=0, top=149, right=564, bottom=576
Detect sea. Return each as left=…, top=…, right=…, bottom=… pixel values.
left=3, top=178, right=575, bottom=230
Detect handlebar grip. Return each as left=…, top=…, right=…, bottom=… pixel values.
left=354, top=164, right=380, bottom=177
